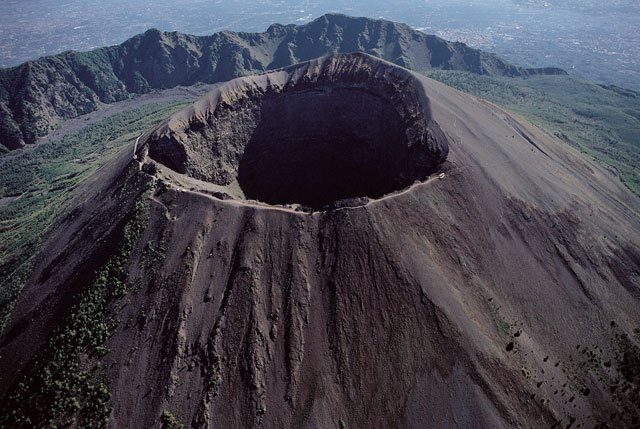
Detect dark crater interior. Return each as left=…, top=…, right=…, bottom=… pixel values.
left=238, top=88, right=422, bottom=209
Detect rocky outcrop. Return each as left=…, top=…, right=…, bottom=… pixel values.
left=0, top=13, right=566, bottom=151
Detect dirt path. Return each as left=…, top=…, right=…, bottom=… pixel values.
left=0, top=195, right=20, bottom=209
left=162, top=173, right=444, bottom=216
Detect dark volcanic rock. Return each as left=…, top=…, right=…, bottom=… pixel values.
left=0, top=13, right=566, bottom=151
left=1, top=54, right=638, bottom=429
left=146, top=54, right=449, bottom=209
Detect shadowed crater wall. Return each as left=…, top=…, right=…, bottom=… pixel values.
left=146, top=53, right=450, bottom=209
left=240, top=87, right=418, bottom=208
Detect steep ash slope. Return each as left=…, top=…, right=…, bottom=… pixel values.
left=0, top=54, right=638, bottom=428
left=0, top=13, right=566, bottom=150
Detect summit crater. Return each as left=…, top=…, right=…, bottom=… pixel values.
left=144, top=53, right=449, bottom=210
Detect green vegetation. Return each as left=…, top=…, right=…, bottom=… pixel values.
left=161, top=410, right=185, bottom=429
left=487, top=299, right=512, bottom=338
left=0, top=191, right=150, bottom=427
left=142, top=240, right=167, bottom=272
left=0, top=101, right=187, bottom=331
left=426, top=71, right=640, bottom=195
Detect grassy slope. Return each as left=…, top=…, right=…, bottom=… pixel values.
left=426, top=72, right=640, bottom=195
left=0, top=101, right=187, bottom=329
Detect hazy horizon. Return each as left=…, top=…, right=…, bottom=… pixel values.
left=1, top=0, right=639, bottom=89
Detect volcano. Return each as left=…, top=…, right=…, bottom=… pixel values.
left=1, top=53, right=639, bottom=428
